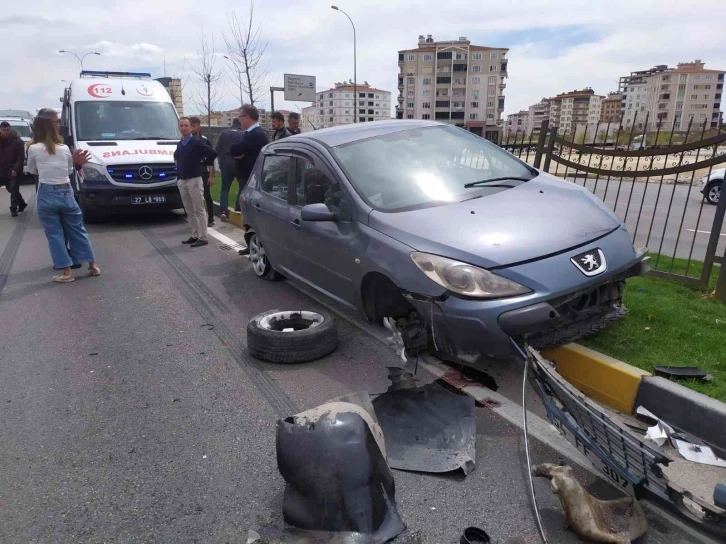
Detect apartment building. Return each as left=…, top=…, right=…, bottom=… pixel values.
left=397, top=34, right=508, bottom=142
left=155, top=77, right=184, bottom=116
left=505, top=110, right=529, bottom=139
left=527, top=99, right=550, bottom=135
left=600, top=93, right=622, bottom=122
left=621, top=60, right=724, bottom=131
left=549, top=89, right=603, bottom=134
left=300, top=82, right=392, bottom=130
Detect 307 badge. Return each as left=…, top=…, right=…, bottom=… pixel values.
left=571, top=248, right=607, bottom=277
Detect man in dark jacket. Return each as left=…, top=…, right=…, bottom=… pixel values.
left=189, top=117, right=216, bottom=228
left=288, top=112, right=301, bottom=135
left=230, top=105, right=269, bottom=255
left=271, top=111, right=292, bottom=141
left=215, top=117, right=244, bottom=221
left=0, top=121, right=28, bottom=217
left=174, top=117, right=218, bottom=247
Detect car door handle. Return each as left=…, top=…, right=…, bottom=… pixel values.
left=291, top=219, right=301, bottom=230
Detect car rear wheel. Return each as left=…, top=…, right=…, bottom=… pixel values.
left=705, top=181, right=721, bottom=205
left=247, top=233, right=281, bottom=281
left=247, top=309, right=339, bottom=363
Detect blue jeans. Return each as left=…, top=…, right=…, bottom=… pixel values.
left=37, top=183, right=96, bottom=269
left=219, top=164, right=239, bottom=214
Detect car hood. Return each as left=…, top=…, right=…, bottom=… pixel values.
left=367, top=172, right=622, bottom=268
left=77, top=140, right=177, bottom=165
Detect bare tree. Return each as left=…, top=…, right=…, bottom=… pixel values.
left=190, top=31, right=224, bottom=126
left=224, top=2, right=268, bottom=107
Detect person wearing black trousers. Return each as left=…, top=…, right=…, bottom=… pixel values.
left=189, top=117, right=215, bottom=227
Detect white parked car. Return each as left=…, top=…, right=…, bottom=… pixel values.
left=701, top=168, right=723, bottom=205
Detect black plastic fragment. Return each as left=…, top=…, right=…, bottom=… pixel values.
left=460, top=526, right=490, bottom=543
left=654, top=365, right=714, bottom=382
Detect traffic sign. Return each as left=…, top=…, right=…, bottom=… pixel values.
left=284, top=74, right=316, bottom=102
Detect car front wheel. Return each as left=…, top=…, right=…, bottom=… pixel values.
left=247, top=233, right=281, bottom=281
left=705, top=181, right=721, bottom=205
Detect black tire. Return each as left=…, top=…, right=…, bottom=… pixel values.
left=247, top=309, right=339, bottom=364
left=246, top=232, right=281, bottom=281
left=527, top=301, right=628, bottom=350
left=704, top=181, right=722, bottom=206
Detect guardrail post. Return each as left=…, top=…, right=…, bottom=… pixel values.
left=701, top=177, right=726, bottom=289
left=533, top=119, right=549, bottom=169
left=542, top=127, right=558, bottom=173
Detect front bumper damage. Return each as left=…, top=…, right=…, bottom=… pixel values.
left=528, top=347, right=726, bottom=536
left=400, top=256, right=649, bottom=363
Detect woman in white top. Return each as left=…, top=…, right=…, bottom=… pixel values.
left=27, top=116, right=101, bottom=282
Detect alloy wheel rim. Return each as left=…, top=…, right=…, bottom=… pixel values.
left=709, top=185, right=721, bottom=203
left=249, top=236, right=267, bottom=276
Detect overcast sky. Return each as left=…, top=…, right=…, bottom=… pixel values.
left=2, top=0, right=725, bottom=119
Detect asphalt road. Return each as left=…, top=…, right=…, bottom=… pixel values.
left=0, top=186, right=712, bottom=543
left=571, top=177, right=726, bottom=264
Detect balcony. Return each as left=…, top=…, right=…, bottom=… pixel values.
left=499, top=83, right=506, bottom=90
left=397, top=95, right=404, bottom=103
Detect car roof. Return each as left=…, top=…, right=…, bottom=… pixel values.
left=291, top=119, right=443, bottom=148
left=0, top=117, right=31, bottom=124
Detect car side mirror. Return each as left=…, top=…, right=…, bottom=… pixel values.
left=301, top=203, right=336, bottom=222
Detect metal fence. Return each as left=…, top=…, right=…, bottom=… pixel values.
left=500, top=116, right=726, bottom=299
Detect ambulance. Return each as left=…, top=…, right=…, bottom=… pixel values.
left=60, top=71, right=182, bottom=221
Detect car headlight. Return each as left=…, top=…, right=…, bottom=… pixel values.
left=82, top=164, right=107, bottom=182
left=410, top=252, right=531, bottom=299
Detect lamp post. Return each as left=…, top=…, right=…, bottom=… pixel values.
left=331, top=5, right=357, bottom=123
left=59, top=50, right=100, bottom=74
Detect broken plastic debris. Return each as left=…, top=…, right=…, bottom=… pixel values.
left=673, top=440, right=726, bottom=468
left=533, top=463, right=648, bottom=543
left=653, top=366, right=714, bottom=383
left=383, top=317, right=407, bottom=363
left=637, top=406, right=674, bottom=447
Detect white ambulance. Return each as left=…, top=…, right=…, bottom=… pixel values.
left=60, top=71, right=182, bottom=221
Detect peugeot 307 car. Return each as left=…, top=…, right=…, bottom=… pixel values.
left=241, top=120, right=648, bottom=362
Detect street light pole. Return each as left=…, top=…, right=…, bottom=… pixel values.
left=59, top=50, right=100, bottom=74
left=331, top=6, right=356, bottom=123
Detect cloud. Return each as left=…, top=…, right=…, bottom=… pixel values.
left=1, top=0, right=725, bottom=120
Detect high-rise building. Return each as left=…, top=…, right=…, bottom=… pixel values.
left=621, top=60, right=724, bottom=131
left=306, top=82, right=392, bottom=130
left=600, top=92, right=622, bottom=122
left=155, top=77, right=184, bottom=116
left=548, top=88, right=603, bottom=134
left=527, top=99, right=550, bottom=136
left=397, top=34, right=508, bottom=142
left=505, top=110, right=529, bottom=139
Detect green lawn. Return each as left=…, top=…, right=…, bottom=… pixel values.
left=208, top=172, right=239, bottom=208
left=582, top=256, right=726, bottom=401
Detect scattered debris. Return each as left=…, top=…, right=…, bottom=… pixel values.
left=459, top=526, right=490, bottom=543
left=201, top=323, right=214, bottom=330
left=372, top=368, right=476, bottom=475
left=715, top=484, right=726, bottom=509
left=383, top=318, right=407, bottom=363
left=533, top=463, right=648, bottom=544
left=89, top=352, right=98, bottom=356
left=276, top=392, right=405, bottom=543
left=653, top=366, right=714, bottom=383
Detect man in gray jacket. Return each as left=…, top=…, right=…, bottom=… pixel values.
left=215, top=117, right=244, bottom=221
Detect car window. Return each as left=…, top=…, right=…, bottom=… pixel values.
left=331, top=125, right=534, bottom=212
left=295, top=158, right=352, bottom=221
left=261, top=155, right=291, bottom=200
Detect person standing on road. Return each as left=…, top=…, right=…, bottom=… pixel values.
left=271, top=112, right=292, bottom=141
left=288, top=112, right=301, bottom=135
left=0, top=121, right=28, bottom=217
left=26, top=116, right=100, bottom=283
left=215, top=117, right=244, bottom=223
left=189, top=117, right=216, bottom=228
left=174, top=117, right=217, bottom=247
left=230, top=105, right=269, bottom=255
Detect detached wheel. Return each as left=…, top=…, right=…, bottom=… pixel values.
left=247, top=309, right=339, bottom=364
left=705, top=181, right=721, bottom=205
left=247, top=232, right=281, bottom=281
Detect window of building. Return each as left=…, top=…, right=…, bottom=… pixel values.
left=691, top=94, right=698, bottom=100
left=705, top=85, right=712, bottom=90
left=471, top=101, right=479, bottom=108
left=368, top=101, right=374, bottom=106
left=261, top=155, right=290, bottom=201
left=359, top=108, right=365, bottom=114
left=422, top=102, right=431, bottom=109
left=375, top=111, right=380, bottom=115
left=472, top=65, right=482, bottom=72
left=422, top=77, right=432, bottom=85
left=328, top=93, right=333, bottom=98
left=408, top=90, right=415, bottom=97
left=490, top=52, right=498, bottom=59
left=471, top=90, right=479, bottom=98
left=694, top=75, right=701, bottom=80
left=329, top=109, right=333, bottom=114
left=408, top=102, right=415, bottom=108
left=359, top=117, right=366, bottom=122
left=489, top=65, right=498, bottom=72
left=471, top=77, right=480, bottom=84
left=422, top=90, right=431, bottom=97
left=440, top=65, right=450, bottom=73
left=437, top=76, right=451, bottom=84
left=407, top=77, right=415, bottom=85
left=453, top=101, right=464, bottom=107
left=680, top=74, right=687, bottom=81
left=469, top=113, right=478, bottom=120
left=487, top=113, right=494, bottom=120
left=359, top=93, right=365, bottom=98
left=367, top=109, right=373, bottom=114
left=471, top=53, right=482, bottom=60
left=704, top=94, right=710, bottom=100
left=345, top=110, right=350, bottom=114
left=488, top=76, right=496, bottom=84
left=423, top=54, right=433, bottom=62
left=407, top=54, right=415, bottom=61
left=422, top=113, right=431, bottom=120
left=488, top=89, right=495, bottom=96
left=454, top=77, right=464, bottom=85
left=437, top=51, right=452, bottom=60
left=407, top=114, right=414, bottom=119
left=487, top=100, right=494, bottom=108
left=319, top=110, right=324, bottom=115
left=368, top=93, right=374, bottom=98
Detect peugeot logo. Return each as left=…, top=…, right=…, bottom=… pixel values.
left=571, top=248, right=607, bottom=277
left=138, top=166, right=154, bottom=180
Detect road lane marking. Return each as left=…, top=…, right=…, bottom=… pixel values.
left=207, top=227, right=246, bottom=248
left=686, top=229, right=726, bottom=236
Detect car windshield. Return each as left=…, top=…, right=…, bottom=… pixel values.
left=331, top=125, right=535, bottom=211
left=74, top=101, right=180, bottom=141
left=9, top=123, right=31, bottom=137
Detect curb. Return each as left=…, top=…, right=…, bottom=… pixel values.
left=212, top=201, right=244, bottom=230
left=541, top=344, right=650, bottom=414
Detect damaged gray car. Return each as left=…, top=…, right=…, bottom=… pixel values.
left=241, top=120, right=648, bottom=361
